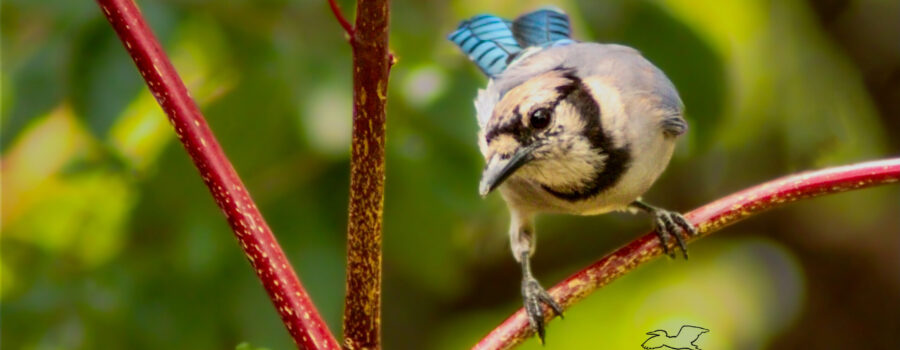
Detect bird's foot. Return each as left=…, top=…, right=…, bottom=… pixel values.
left=652, top=209, right=697, bottom=259
left=522, top=277, right=563, bottom=344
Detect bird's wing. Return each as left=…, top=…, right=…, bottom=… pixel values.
left=640, top=334, right=663, bottom=349
left=511, top=7, right=576, bottom=48
left=448, top=15, right=523, bottom=77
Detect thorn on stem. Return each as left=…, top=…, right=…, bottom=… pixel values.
left=388, top=52, right=398, bottom=69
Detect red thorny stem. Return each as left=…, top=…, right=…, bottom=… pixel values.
left=96, top=0, right=341, bottom=348
left=327, top=0, right=392, bottom=349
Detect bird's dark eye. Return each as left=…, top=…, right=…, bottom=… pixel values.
left=529, top=108, right=552, bottom=130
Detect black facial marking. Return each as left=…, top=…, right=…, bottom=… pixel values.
left=485, top=106, right=528, bottom=144
left=486, top=71, right=577, bottom=145
left=540, top=75, right=632, bottom=201
left=554, top=80, right=577, bottom=97
left=484, top=67, right=631, bottom=200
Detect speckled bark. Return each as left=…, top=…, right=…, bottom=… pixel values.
left=96, top=1, right=340, bottom=349
left=339, top=1, right=391, bottom=349
left=474, top=158, right=900, bottom=350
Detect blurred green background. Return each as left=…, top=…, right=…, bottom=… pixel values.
left=2, top=0, right=899, bottom=349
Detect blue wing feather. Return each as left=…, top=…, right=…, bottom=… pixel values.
left=448, top=15, right=523, bottom=77
left=512, top=8, right=574, bottom=48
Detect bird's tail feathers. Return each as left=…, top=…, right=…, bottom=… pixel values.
left=449, top=8, right=576, bottom=77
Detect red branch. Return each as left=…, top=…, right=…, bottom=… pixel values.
left=474, top=158, right=900, bottom=349
left=96, top=1, right=340, bottom=349
left=328, top=0, right=355, bottom=38
left=340, top=0, right=392, bottom=349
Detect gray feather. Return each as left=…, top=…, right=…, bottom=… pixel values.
left=475, top=43, right=684, bottom=132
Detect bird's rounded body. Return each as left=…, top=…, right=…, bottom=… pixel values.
left=477, top=43, right=683, bottom=218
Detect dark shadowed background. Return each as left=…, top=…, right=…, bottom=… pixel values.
left=2, top=0, right=899, bottom=349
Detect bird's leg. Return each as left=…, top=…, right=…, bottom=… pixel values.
left=520, top=251, right=564, bottom=343
left=509, top=215, right=563, bottom=343
left=630, top=200, right=697, bottom=259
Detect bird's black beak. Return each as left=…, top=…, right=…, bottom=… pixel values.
left=478, top=144, right=536, bottom=197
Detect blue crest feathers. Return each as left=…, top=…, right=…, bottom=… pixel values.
left=449, top=8, right=574, bottom=77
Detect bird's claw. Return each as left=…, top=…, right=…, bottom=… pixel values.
left=522, top=277, right=563, bottom=344
left=653, top=210, right=697, bottom=259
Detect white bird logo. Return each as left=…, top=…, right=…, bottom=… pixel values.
left=641, top=325, right=709, bottom=350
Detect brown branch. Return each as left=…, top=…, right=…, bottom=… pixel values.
left=339, top=0, right=391, bottom=349
left=96, top=1, right=340, bottom=349
left=474, top=158, right=900, bottom=350
left=328, top=0, right=355, bottom=38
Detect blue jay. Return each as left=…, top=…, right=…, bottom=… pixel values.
left=449, top=8, right=696, bottom=342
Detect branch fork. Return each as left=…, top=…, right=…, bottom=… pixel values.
left=328, top=0, right=355, bottom=39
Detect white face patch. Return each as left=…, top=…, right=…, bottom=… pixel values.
left=489, top=134, right=521, bottom=158
left=519, top=141, right=607, bottom=191
left=481, top=68, right=633, bottom=199
left=518, top=99, right=603, bottom=190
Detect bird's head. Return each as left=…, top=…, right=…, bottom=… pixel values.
left=645, top=330, right=666, bottom=337
left=478, top=67, right=615, bottom=198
